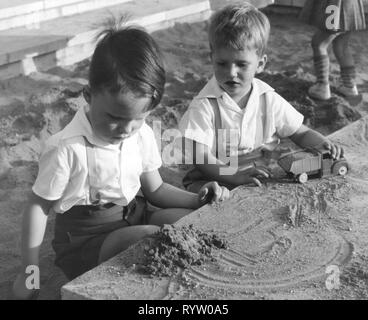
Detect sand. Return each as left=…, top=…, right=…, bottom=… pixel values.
left=134, top=224, right=227, bottom=277
left=1, top=5, right=368, bottom=299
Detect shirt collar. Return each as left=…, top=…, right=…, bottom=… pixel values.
left=60, top=105, right=121, bottom=148
left=196, top=76, right=224, bottom=99
left=196, top=76, right=275, bottom=101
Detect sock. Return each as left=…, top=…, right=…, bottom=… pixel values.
left=313, top=54, right=329, bottom=85
left=340, top=66, right=356, bottom=88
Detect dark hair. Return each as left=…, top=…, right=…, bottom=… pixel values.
left=209, top=3, right=270, bottom=56
left=89, top=22, right=165, bottom=110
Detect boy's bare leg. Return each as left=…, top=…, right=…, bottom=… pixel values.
left=98, top=208, right=191, bottom=263
left=98, top=225, right=159, bottom=264
left=148, top=208, right=192, bottom=226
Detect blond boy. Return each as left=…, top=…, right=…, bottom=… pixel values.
left=179, top=3, right=343, bottom=192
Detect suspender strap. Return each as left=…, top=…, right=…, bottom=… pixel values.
left=83, top=137, right=100, bottom=204
left=208, top=97, right=222, bottom=159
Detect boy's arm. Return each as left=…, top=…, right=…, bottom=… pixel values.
left=289, top=124, right=343, bottom=159
left=140, top=169, right=228, bottom=209
left=191, top=140, right=271, bottom=187
left=12, top=192, right=53, bottom=300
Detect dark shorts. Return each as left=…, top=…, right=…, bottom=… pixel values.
left=52, top=198, right=147, bottom=280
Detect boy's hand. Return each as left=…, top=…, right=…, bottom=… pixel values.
left=235, top=165, right=272, bottom=187
left=11, top=272, right=39, bottom=300
left=318, top=140, right=344, bottom=160
left=197, top=182, right=230, bottom=206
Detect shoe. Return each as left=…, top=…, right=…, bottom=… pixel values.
left=336, top=85, right=359, bottom=97
left=308, top=83, right=331, bottom=100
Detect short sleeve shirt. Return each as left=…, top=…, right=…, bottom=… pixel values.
left=32, top=106, right=162, bottom=213
left=178, top=76, right=304, bottom=157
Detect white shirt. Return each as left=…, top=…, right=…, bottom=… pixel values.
left=32, top=106, right=162, bottom=213
left=179, top=76, right=304, bottom=157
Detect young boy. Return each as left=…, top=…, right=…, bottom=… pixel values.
left=178, top=3, right=344, bottom=192
left=12, top=24, right=229, bottom=299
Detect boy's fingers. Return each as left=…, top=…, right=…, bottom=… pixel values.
left=220, top=187, right=230, bottom=201
left=330, top=144, right=337, bottom=159
left=334, top=145, right=340, bottom=159
left=253, top=168, right=270, bottom=179
left=258, top=169, right=270, bottom=177
left=252, top=177, right=263, bottom=187
left=211, top=184, right=223, bottom=203
left=335, top=145, right=343, bottom=159
left=216, top=187, right=226, bottom=202
left=321, top=141, right=336, bottom=159
left=243, top=167, right=270, bottom=178
left=199, top=188, right=209, bottom=201
left=318, top=141, right=344, bottom=159
left=322, top=141, right=331, bottom=150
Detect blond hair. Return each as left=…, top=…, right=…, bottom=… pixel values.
left=208, top=3, right=270, bottom=55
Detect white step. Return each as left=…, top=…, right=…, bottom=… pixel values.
left=0, top=0, right=211, bottom=80
left=0, top=0, right=132, bottom=31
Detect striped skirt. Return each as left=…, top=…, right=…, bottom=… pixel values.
left=300, top=0, right=366, bottom=32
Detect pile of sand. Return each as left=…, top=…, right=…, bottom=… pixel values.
left=138, top=224, right=227, bottom=277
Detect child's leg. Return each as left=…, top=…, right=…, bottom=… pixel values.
left=98, top=225, right=159, bottom=264
left=98, top=208, right=192, bottom=263
left=311, top=30, right=337, bottom=57
left=148, top=208, right=192, bottom=226
left=309, top=30, right=338, bottom=100
left=332, top=32, right=359, bottom=96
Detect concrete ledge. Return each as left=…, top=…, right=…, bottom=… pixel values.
left=0, top=0, right=211, bottom=80
left=0, top=0, right=132, bottom=31
left=0, top=0, right=82, bottom=20
left=0, top=36, right=68, bottom=66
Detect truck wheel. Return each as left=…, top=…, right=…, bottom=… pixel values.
left=297, top=173, right=308, bottom=184
left=332, top=161, right=348, bottom=176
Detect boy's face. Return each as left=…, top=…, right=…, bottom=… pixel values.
left=211, top=46, right=267, bottom=103
left=84, top=87, right=151, bottom=144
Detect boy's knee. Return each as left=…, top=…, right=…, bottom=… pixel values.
left=140, top=225, right=160, bottom=236
left=311, top=36, right=324, bottom=51
left=98, top=225, right=160, bottom=263
left=332, top=34, right=349, bottom=49
left=149, top=208, right=192, bottom=226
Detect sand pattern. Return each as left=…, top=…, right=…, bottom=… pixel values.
left=63, top=115, right=368, bottom=300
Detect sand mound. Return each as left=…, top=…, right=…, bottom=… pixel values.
left=137, top=224, right=227, bottom=277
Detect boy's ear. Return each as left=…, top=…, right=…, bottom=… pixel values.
left=256, top=54, right=267, bottom=73
left=83, top=85, right=92, bottom=104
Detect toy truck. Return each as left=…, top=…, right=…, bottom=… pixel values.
left=277, top=148, right=349, bottom=183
